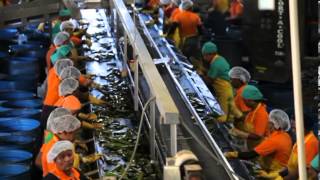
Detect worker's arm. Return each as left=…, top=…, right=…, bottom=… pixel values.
left=35, top=152, right=42, bottom=169
left=238, top=150, right=259, bottom=159
left=167, top=22, right=178, bottom=36
left=247, top=133, right=262, bottom=140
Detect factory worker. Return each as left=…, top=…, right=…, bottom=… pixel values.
left=229, top=85, right=268, bottom=150
left=307, top=154, right=319, bottom=179
left=36, top=114, right=81, bottom=176
left=51, top=44, right=87, bottom=66
left=228, top=66, right=251, bottom=113
left=200, top=41, right=242, bottom=122
left=37, top=8, right=72, bottom=35
left=43, top=140, right=89, bottom=180
left=60, top=21, right=92, bottom=47
left=52, top=9, right=72, bottom=38
left=225, top=109, right=292, bottom=178
left=278, top=113, right=319, bottom=179
left=55, top=78, right=104, bottom=128
left=54, top=78, right=81, bottom=113
left=160, top=0, right=174, bottom=18
left=41, top=59, right=74, bottom=129
left=46, top=32, right=70, bottom=71
left=169, top=0, right=202, bottom=58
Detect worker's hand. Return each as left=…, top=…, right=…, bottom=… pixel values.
left=84, top=39, right=92, bottom=47
left=159, top=32, right=167, bottom=38
left=83, top=74, right=94, bottom=79
left=73, top=153, right=81, bottom=168
left=92, top=122, right=103, bottom=129
left=78, top=113, right=98, bottom=121
left=90, top=82, right=103, bottom=89
left=75, top=141, right=89, bottom=152
left=89, top=95, right=107, bottom=105
left=78, top=56, right=89, bottom=61
left=81, top=153, right=103, bottom=164
left=228, top=128, right=249, bottom=139
left=224, top=151, right=238, bottom=159
left=145, top=19, right=155, bottom=26
left=255, top=170, right=280, bottom=179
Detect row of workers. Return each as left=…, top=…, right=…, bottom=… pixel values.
left=200, top=41, right=319, bottom=179
left=34, top=8, right=106, bottom=180
left=145, top=0, right=244, bottom=58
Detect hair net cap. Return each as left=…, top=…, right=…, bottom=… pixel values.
left=269, top=109, right=291, bottom=131
left=59, top=77, right=79, bottom=96
left=48, top=114, right=81, bottom=134
left=160, top=0, right=171, bottom=5
left=241, top=85, right=263, bottom=100
left=59, top=9, right=72, bottom=17
left=53, top=31, right=70, bottom=46
left=51, top=44, right=72, bottom=64
left=179, top=0, right=193, bottom=10
left=59, top=66, right=81, bottom=80
left=229, top=66, right=251, bottom=83
left=53, top=58, right=73, bottom=76
left=202, top=42, right=218, bottom=54
left=47, top=108, right=72, bottom=130
left=60, top=21, right=75, bottom=31
left=172, top=0, right=181, bottom=6
left=47, top=140, right=74, bottom=163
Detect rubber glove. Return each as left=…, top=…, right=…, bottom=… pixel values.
left=228, top=128, right=249, bottom=139
left=81, top=121, right=103, bottom=130
left=90, top=82, right=103, bottom=89
left=224, top=151, right=238, bottom=158
left=84, top=39, right=92, bottom=47
left=255, top=170, right=281, bottom=179
left=78, top=113, right=98, bottom=121
left=89, top=95, right=107, bottom=105
left=81, top=153, right=103, bottom=164
left=73, top=153, right=80, bottom=168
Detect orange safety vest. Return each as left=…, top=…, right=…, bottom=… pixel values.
left=54, top=95, right=81, bottom=112
left=49, top=167, right=80, bottom=180
left=44, top=68, right=61, bottom=106
left=41, top=132, right=59, bottom=176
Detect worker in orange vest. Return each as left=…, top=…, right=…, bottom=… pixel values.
left=43, top=140, right=89, bottom=180
left=225, top=109, right=293, bottom=178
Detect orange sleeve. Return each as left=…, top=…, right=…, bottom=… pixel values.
left=70, top=36, right=82, bottom=46
left=305, top=137, right=319, bottom=165
left=253, top=109, right=269, bottom=136
left=254, top=137, right=277, bottom=156
left=79, top=75, right=90, bottom=86
left=62, top=96, right=81, bottom=112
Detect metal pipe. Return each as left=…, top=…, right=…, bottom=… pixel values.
left=288, top=0, right=307, bottom=179
left=134, top=52, right=139, bottom=111
left=170, top=124, right=177, bottom=156
left=150, top=95, right=156, bottom=160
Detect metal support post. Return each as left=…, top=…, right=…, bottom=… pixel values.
left=134, top=53, right=139, bottom=111
left=170, top=124, right=177, bottom=156
left=288, top=0, right=307, bottom=179
left=150, top=95, right=156, bottom=160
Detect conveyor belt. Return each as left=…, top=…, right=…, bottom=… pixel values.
left=133, top=10, right=253, bottom=180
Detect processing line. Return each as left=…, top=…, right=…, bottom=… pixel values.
left=129, top=5, right=254, bottom=180
left=80, top=1, right=254, bottom=179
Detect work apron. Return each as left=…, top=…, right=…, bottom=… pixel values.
left=212, top=78, right=242, bottom=122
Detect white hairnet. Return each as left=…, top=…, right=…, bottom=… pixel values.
left=229, top=66, right=251, bottom=83
left=53, top=31, right=70, bottom=46
left=179, top=0, right=193, bottom=10
left=70, top=19, right=79, bottom=29
left=269, top=109, right=291, bottom=131
left=53, top=58, right=74, bottom=75
left=60, top=21, right=75, bottom=31
left=47, top=140, right=74, bottom=163
left=47, top=108, right=72, bottom=131
left=59, top=78, right=79, bottom=96
left=172, top=0, right=181, bottom=6
left=48, top=114, right=81, bottom=134
left=160, top=0, right=171, bottom=5
left=59, top=66, right=81, bottom=80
